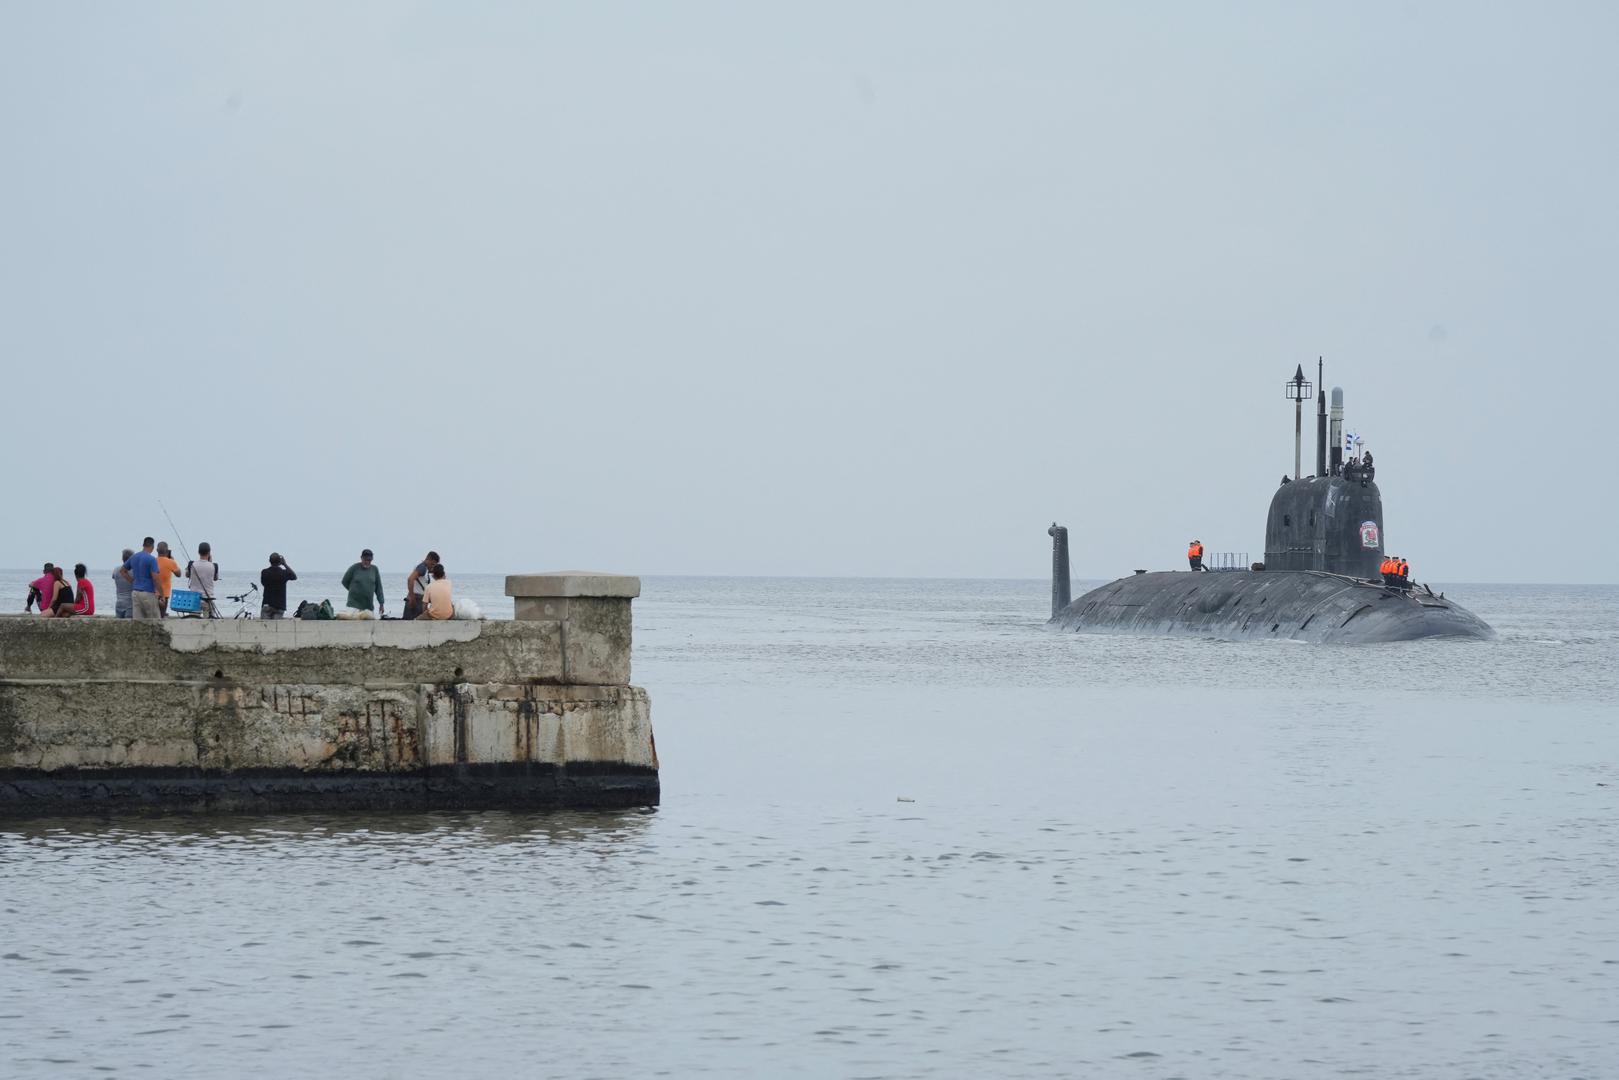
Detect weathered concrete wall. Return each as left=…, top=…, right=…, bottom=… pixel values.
left=0, top=573, right=656, bottom=816
left=0, top=619, right=565, bottom=686
left=0, top=680, right=653, bottom=773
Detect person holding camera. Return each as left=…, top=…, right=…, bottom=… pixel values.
left=186, top=541, right=220, bottom=618
left=260, top=553, right=297, bottom=619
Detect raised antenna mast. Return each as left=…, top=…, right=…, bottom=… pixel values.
left=1315, top=356, right=1327, bottom=477
left=1284, top=364, right=1314, bottom=481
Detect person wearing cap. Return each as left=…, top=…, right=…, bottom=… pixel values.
left=260, top=552, right=298, bottom=619
left=341, top=548, right=386, bottom=617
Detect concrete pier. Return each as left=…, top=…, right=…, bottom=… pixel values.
left=0, top=573, right=657, bottom=816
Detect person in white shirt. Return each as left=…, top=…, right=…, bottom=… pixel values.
left=186, top=541, right=220, bottom=618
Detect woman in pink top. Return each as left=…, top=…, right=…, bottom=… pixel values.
left=73, top=563, right=96, bottom=616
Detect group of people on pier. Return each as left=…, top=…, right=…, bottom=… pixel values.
left=339, top=548, right=453, bottom=621
left=23, top=542, right=455, bottom=621
left=22, top=563, right=95, bottom=618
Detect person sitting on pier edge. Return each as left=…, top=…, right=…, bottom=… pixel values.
left=403, top=550, right=440, bottom=620
left=1187, top=540, right=1206, bottom=571
left=341, top=548, right=385, bottom=617
left=112, top=550, right=134, bottom=619
left=25, top=562, right=54, bottom=613
left=260, top=553, right=297, bottom=619
left=422, top=563, right=453, bottom=621
left=39, top=566, right=76, bottom=617
left=72, top=563, right=95, bottom=617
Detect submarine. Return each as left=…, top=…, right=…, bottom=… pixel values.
left=1047, top=363, right=1493, bottom=644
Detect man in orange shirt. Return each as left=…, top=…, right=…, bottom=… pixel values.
left=154, top=542, right=183, bottom=617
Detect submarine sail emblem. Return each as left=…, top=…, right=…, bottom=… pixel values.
left=1047, top=362, right=1493, bottom=644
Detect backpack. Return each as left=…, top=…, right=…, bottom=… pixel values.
left=295, top=599, right=336, bottom=621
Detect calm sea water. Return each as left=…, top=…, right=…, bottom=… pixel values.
left=2, top=574, right=1616, bottom=1078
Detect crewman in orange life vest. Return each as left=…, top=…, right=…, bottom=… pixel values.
left=1187, top=540, right=1206, bottom=572
left=1379, top=556, right=1397, bottom=587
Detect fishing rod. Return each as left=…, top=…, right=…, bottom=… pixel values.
left=158, top=499, right=193, bottom=566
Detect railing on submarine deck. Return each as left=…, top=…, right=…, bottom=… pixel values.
left=1208, top=552, right=1251, bottom=572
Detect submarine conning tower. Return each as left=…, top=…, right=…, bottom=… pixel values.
left=1263, top=378, right=1385, bottom=579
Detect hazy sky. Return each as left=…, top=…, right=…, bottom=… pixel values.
left=4, top=3, right=1615, bottom=583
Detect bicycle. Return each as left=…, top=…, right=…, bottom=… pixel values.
left=222, top=584, right=260, bottom=619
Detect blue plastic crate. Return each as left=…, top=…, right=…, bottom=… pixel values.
left=169, top=589, right=202, bottom=614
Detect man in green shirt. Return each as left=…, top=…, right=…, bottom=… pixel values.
left=341, top=548, right=386, bottom=617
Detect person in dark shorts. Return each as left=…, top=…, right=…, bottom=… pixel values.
left=41, top=567, right=76, bottom=617
left=403, top=550, right=441, bottom=620
left=260, top=553, right=298, bottom=619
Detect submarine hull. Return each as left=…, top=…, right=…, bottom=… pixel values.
left=1050, top=570, right=1493, bottom=644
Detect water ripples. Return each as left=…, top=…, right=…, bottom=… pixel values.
left=3, top=578, right=1617, bottom=1077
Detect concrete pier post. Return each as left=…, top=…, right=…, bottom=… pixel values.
left=506, top=573, right=640, bottom=685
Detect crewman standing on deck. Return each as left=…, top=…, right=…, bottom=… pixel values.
left=1187, top=540, right=1206, bottom=571
left=1380, top=555, right=1397, bottom=587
